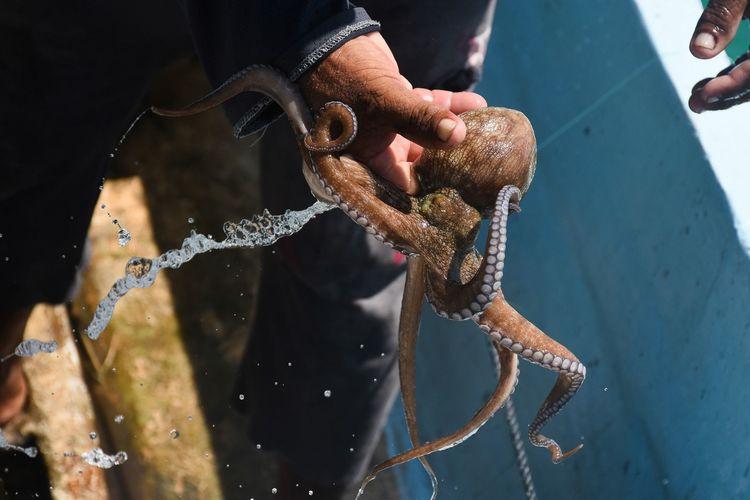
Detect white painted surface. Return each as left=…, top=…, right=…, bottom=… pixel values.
left=635, top=0, right=750, bottom=249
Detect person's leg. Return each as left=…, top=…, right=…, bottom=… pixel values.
left=235, top=119, right=405, bottom=497
left=236, top=2, right=498, bottom=497
left=0, top=0, right=190, bottom=421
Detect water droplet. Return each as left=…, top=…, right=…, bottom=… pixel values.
left=256, top=443, right=262, bottom=450
left=603, top=387, right=608, bottom=392
left=359, top=344, right=364, bottom=349
left=169, top=429, right=180, bottom=439
left=81, top=448, right=128, bottom=469
left=188, top=217, right=194, bottom=224
left=271, top=488, right=278, bottom=494
left=114, top=415, right=124, bottom=424
left=323, top=390, right=332, bottom=398
left=89, top=432, right=97, bottom=440
left=287, top=362, right=292, bottom=367
left=117, top=228, right=131, bottom=247
left=308, top=491, right=314, bottom=496
left=238, top=394, right=245, bottom=401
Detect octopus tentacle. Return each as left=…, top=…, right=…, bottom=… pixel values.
left=149, top=65, right=343, bottom=203
left=356, top=341, right=519, bottom=499
left=398, top=256, right=438, bottom=500
left=477, top=298, right=585, bottom=463
left=150, top=65, right=312, bottom=137
left=303, top=102, right=358, bottom=153
left=427, top=185, right=521, bottom=321
left=305, top=151, right=417, bottom=252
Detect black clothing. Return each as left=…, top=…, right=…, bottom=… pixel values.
left=0, top=0, right=497, bottom=487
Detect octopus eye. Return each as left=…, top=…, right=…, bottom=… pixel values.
left=433, top=194, right=447, bottom=205
left=420, top=193, right=448, bottom=214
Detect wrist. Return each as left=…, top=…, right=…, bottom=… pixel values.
left=232, top=8, right=380, bottom=138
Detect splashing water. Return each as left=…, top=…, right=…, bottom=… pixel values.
left=81, top=447, right=128, bottom=469
left=2, top=339, right=58, bottom=363
left=0, top=429, right=38, bottom=458
left=111, top=108, right=150, bottom=158
left=100, top=205, right=132, bottom=247
left=85, top=202, right=334, bottom=340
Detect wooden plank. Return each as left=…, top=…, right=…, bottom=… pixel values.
left=19, top=304, right=108, bottom=500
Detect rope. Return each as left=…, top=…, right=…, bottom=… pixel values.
left=487, top=339, right=538, bottom=500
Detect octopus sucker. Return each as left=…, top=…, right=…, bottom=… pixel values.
left=479, top=298, right=585, bottom=463
left=153, top=64, right=586, bottom=499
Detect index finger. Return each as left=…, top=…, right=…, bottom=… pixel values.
left=413, top=88, right=487, bottom=114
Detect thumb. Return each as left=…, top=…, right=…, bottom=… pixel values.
left=384, top=87, right=467, bottom=149
left=690, top=0, right=749, bottom=59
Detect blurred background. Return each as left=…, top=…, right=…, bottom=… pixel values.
left=3, top=1, right=750, bottom=499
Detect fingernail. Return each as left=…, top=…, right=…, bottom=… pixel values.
left=437, top=119, right=457, bottom=141
left=706, top=96, right=720, bottom=103
left=694, top=32, right=716, bottom=50
left=420, top=94, right=433, bottom=102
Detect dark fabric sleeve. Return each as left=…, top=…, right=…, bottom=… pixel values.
left=183, top=1, right=379, bottom=137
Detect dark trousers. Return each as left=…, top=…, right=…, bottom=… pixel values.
left=0, top=0, right=496, bottom=486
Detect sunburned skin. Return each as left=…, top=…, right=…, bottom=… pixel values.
left=152, top=65, right=586, bottom=499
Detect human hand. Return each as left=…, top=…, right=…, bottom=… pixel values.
left=299, top=32, right=487, bottom=194
left=689, top=0, right=750, bottom=112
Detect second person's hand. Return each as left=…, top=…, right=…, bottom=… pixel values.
left=689, top=0, right=750, bottom=112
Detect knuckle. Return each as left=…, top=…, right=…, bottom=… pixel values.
left=703, top=0, right=745, bottom=32
left=406, top=105, right=434, bottom=134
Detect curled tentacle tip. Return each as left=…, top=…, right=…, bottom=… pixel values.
left=551, top=443, right=584, bottom=464
left=355, top=476, right=375, bottom=499
left=509, top=202, right=522, bottom=213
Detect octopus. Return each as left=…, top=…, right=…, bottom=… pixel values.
left=152, top=65, right=586, bottom=499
